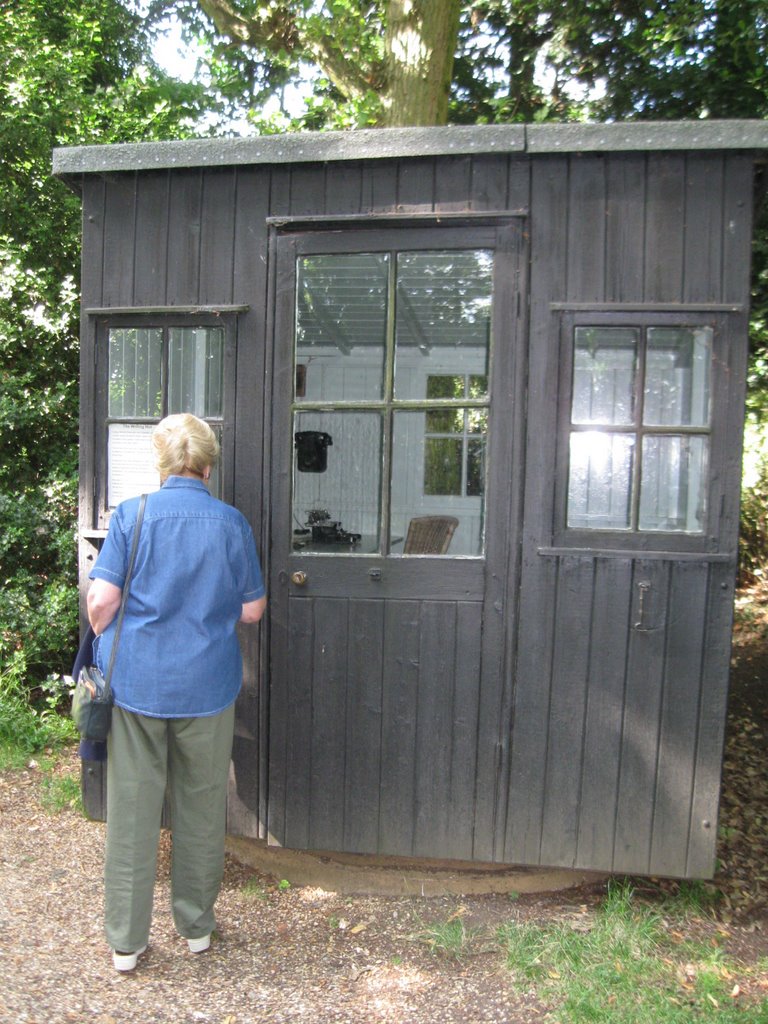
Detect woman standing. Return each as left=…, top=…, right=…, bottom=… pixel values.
left=87, top=414, right=266, bottom=972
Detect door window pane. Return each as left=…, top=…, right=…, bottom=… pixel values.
left=567, top=432, right=634, bottom=530
left=644, top=327, right=712, bottom=427
left=108, top=328, right=163, bottom=417
left=572, top=327, right=638, bottom=426
left=425, top=438, right=463, bottom=495
left=296, top=254, right=388, bottom=402
left=292, top=410, right=382, bottom=554
left=391, top=411, right=485, bottom=556
left=168, top=327, right=224, bottom=417
left=394, top=251, right=492, bottom=399
left=639, top=435, right=708, bottom=532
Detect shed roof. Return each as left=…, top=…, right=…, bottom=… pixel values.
left=53, top=120, right=768, bottom=178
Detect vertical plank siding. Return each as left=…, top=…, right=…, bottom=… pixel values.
left=343, top=599, right=385, bottom=854
left=101, top=173, right=137, bottom=307
left=276, top=595, right=483, bottom=860
left=229, top=165, right=272, bottom=838
left=575, top=558, right=633, bottom=867
left=509, top=149, right=750, bottom=876
left=80, top=146, right=753, bottom=878
left=605, top=157, right=646, bottom=303
left=566, top=156, right=607, bottom=302
left=166, top=170, right=203, bottom=305
left=506, top=556, right=732, bottom=876
left=644, top=154, right=687, bottom=303
left=132, top=171, right=170, bottom=306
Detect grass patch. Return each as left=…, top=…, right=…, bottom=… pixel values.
left=419, top=911, right=481, bottom=961
left=39, top=770, right=83, bottom=814
left=498, top=881, right=767, bottom=1023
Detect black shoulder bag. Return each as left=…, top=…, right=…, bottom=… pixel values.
left=72, top=494, right=147, bottom=742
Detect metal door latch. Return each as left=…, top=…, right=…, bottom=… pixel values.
left=634, top=580, right=651, bottom=630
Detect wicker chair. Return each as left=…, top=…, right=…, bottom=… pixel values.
left=403, top=515, right=459, bottom=555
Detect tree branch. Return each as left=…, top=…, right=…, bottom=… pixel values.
left=304, top=32, right=380, bottom=99
left=197, top=0, right=299, bottom=52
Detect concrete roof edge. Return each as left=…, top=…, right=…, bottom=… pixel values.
left=51, top=125, right=526, bottom=176
left=525, top=119, right=768, bottom=152
left=52, top=120, right=768, bottom=176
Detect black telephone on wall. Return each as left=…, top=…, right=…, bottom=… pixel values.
left=294, top=430, right=333, bottom=472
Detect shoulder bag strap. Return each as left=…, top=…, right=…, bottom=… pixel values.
left=103, top=492, right=147, bottom=699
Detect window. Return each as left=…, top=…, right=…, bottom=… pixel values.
left=290, top=239, right=495, bottom=557
left=565, top=321, right=713, bottom=535
left=103, top=323, right=227, bottom=508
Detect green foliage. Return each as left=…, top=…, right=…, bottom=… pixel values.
left=0, top=0, right=210, bottom=719
left=0, top=661, right=77, bottom=762
left=739, top=423, right=768, bottom=583
left=159, top=1, right=768, bottom=129
left=498, top=881, right=766, bottom=1022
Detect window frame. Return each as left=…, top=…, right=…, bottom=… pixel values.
left=554, top=310, right=733, bottom=554
left=93, top=313, right=237, bottom=528
left=284, top=223, right=503, bottom=559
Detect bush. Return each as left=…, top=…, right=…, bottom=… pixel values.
left=739, top=423, right=768, bottom=585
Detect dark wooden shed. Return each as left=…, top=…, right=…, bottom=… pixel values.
left=54, top=120, right=768, bottom=879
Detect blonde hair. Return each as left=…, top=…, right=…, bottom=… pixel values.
left=152, top=414, right=220, bottom=482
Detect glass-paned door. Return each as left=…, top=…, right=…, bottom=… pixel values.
left=268, top=223, right=523, bottom=859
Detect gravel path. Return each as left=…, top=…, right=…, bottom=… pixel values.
left=0, top=750, right=552, bottom=1024
left=3, top=612, right=768, bottom=1024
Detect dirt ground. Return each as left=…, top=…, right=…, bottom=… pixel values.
left=0, top=595, right=767, bottom=1023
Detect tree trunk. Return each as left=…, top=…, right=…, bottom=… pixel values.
left=380, top=0, right=462, bottom=127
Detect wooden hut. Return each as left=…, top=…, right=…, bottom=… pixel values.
left=54, top=120, right=768, bottom=878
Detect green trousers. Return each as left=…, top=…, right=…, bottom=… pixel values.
left=104, top=703, right=235, bottom=953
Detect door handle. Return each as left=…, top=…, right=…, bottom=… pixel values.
left=291, top=570, right=308, bottom=586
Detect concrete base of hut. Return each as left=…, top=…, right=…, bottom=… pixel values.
left=226, top=836, right=605, bottom=896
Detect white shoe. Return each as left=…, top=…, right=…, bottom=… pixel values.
left=112, top=944, right=147, bottom=972
left=187, top=934, right=211, bottom=953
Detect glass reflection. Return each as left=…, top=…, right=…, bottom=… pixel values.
left=572, top=327, right=638, bottom=426
left=295, top=254, right=388, bottom=403
left=639, top=435, right=707, bottom=532
left=291, top=410, right=382, bottom=554
left=109, top=328, right=163, bottom=418
left=394, top=251, right=492, bottom=399
left=391, top=410, right=485, bottom=556
left=567, top=431, right=634, bottom=530
left=168, top=327, right=224, bottom=417
left=644, top=327, right=712, bottom=427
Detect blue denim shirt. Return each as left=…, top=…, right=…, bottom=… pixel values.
left=90, top=477, right=265, bottom=718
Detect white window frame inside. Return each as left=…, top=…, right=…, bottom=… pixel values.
left=93, top=314, right=236, bottom=525
left=554, top=310, right=732, bottom=553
